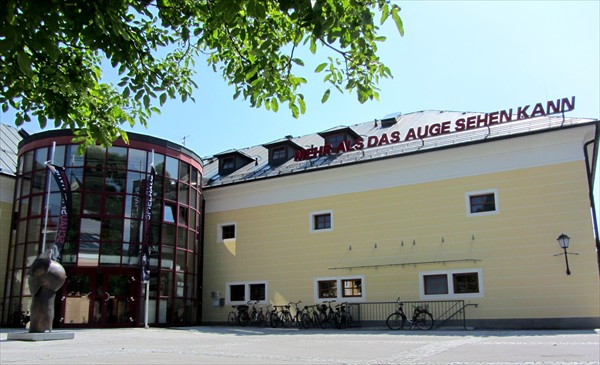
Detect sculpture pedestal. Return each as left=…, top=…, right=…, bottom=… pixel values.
left=7, top=331, right=75, bottom=341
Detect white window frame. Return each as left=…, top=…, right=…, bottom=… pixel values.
left=465, top=189, right=499, bottom=216
left=225, top=281, right=268, bottom=305
left=310, top=210, right=333, bottom=233
left=313, top=275, right=365, bottom=303
left=419, top=269, right=484, bottom=300
left=217, top=222, right=237, bottom=243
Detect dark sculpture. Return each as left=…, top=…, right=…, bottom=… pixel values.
left=26, top=249, right=67, bottom=333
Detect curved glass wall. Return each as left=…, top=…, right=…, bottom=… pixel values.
left=2, top=133, right=203, bottom=327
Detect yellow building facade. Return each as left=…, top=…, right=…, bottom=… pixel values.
left=201, top=107, right=600, bottom=329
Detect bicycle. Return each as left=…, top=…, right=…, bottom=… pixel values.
left=247, top=300, right=265, bottom=327
left=289, top=301, right=310, bottom=329
left=318, top=300, right=337, bottom=329
left=386, top=298, right=434, bottom=330
left=335, top=302, right=352, bottom=329
left=270, top=304, right=292, bottom=328
left=228, top=304, right=251, bottom=326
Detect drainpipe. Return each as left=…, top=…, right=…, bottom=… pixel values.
left=583, top=122, right=600, bottom=274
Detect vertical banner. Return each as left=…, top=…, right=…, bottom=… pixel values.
left=141, top=165, right=155, bottom=283
left=46, top=163, right=71, bottom=260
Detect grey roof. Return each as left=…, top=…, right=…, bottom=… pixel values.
left=0, top=123, right=26, bottom=176
left=201, top=109, right=598, bottom=188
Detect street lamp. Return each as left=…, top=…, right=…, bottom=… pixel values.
left=555, top=233, right=577, bottom=275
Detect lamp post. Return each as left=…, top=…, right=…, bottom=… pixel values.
left=555, top=233, right=575, bottom=275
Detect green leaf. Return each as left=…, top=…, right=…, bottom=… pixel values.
left=159, top=93, right=167, bottom=106
left=292, top=58, right=304, bottom=66
left=17, top=52, right=33, bottom=76
left=321, top=89, right=331, bottom=103
left=391, top=6, right=405, bottom=36
left=315, top=63, right=327, bottom=73
left=271, top=98, right=279, bottom=112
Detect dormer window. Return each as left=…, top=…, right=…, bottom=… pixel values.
left=214, top=150, right=254, bottom=176
left=262, top=137, right=302, bottom=166
left=318, top=126, right=360, bottom=150
left=325, top=133, right=345, bottom=148
left=221, top=157, right=235, bottom=172
left=271, top=146, right=287, bottom=162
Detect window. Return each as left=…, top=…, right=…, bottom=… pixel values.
left=271, top=146, right=286, bottom=161
left=466, top=189, right=498, bottom=216
left=226, top=281, right=267, bottom=304
left=314, top=276, right=365, bottom=302
left=318, top=280, right=337, bottom=298
left=310, top=211, right=333, bottom=232
left=419, top=269, right=483, bottom=299
left=222, top=157, right=234, bottom=171
left=217, top=222, right=236, bottom=242
left=342, top=279, right=362, bottom=298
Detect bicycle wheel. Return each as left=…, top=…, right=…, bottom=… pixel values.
left=281, top=312, right=293, bottom=328
left=270, top=312, right=280, bottom=328
left=414, top=311, right=434, bottom=330
left=319, top=312, right=328, bottom=329
left=255, top=312, right=265, bottom=327
left=228, top=312, right=237, bottom=326
left=300, top=312, right=311, bottom=329
left=386, top=312, right=405, bottom=330
left=239, top=311, right=250, bottom=327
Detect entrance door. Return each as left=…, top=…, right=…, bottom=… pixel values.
left=62, top=268, right=139, bottom=327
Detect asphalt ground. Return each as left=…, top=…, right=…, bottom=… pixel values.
left=1, top=326, right=599, bottom=365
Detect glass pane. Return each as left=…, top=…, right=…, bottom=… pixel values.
left=176, top=250, right=187, bottom=271
left=150, top=153, right=165, bottom=175
left=33, top=148, right=48, bottom=170
left=318, top=280, right=337, bottom=298
left=122, top=243, right=140, bottom=266
left=21, top=177, right=31, bottom=196
left=187, top=251, right=196, bottom=275
left=453, top=272, right=479, bottom=294
left=164, top=179, right=177, bottom=201
left=79, top=218, right=101, bottom=266
left=106, top=146, right=127, bottom=170
left=424, top=274, right=449, bottom=295
left=66, top=167, right=84, bottom=191
left=125, top=195, right=144, bottom=219
left=100, top=242, right=122, bottom=264
left=178, top=206, right=188, bottom=226
left=105, top=171, right=125, bottom=193
left=175, top=272, right=184, bottom=297
left=128, top=148, right=147, bottom=171
left=177, top=227, right=187, bottom=248
left=178, top=183, right=188, bottom=205
left=123, top=219, right=143, bottom=243
left=83, top=193, right=102, bottom=215
left=22, top=151, right=34, bottom=174
left=53, top=145, right=66, bottom=167
left=30, top=195, right=43, bottom=216
left=165, top=157, right=178, bottom=179
left=105, top=194, right=124, bottom=216
left=19, top=198, right=29, bottom=218
left=86, top=146, right=106, bottom=170
left=178, top=161, right=189, bottom=183
left=250, top=284, right=265, bottom=301
left=164, top=203, right=176, bottom=223
left=17, top=221, right=27, bottom=244
left=66, top=145, right=85, bottom=167
left=126, top=171, right=146, bottom=195
left=26, top=218, right=41, bottom=243
left=25, top=243, right=39, bottom=267
left=162, top=224, right=175, bottom=245
left=230, top=285, right=245, bottom=302
left=31, top=170, right=46, bottom=194
left=161, top=246, right=174, bottom=269
left=101, top=218, right=123, bottom=241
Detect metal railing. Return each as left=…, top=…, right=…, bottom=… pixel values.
left=347, top=300, right=477, bottom=329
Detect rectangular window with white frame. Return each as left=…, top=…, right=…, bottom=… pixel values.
left=314, top=275, right=365, bottom=302
left=419, top=269, right=484, bottom=299
left=310, top=210, right=333, bottom=232
left=217, top=222, right=236, bottom=242
left=226, top=281, right=267, bottom=304
left=466, top=189, right=498, bottom=216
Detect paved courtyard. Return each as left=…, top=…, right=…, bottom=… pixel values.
left=1, top=326, right=599, bottom=364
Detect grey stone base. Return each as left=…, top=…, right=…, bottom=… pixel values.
left=7, top=331, right=75, bottom=341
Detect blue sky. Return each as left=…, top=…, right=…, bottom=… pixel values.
left=120, top=0, right=599, bottom=158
